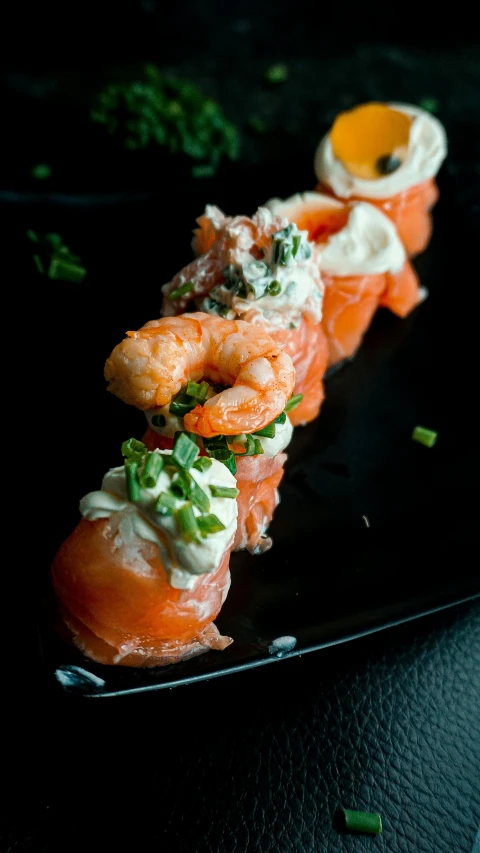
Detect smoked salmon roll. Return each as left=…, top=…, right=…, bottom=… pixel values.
left=266, top=192, right=423, bottom=366
left=51, top=440, right=239, bottom=667
left=314, top=102, right=447, bottom=257
left=161, top=206, right=328, bottom=427
left=104, top=312, right=296, bottom=554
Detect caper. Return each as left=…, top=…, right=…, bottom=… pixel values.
left=376, top=154, right=402, bottom=175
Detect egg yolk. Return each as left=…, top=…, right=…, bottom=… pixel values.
left=330, top=103, right=413, bottom=180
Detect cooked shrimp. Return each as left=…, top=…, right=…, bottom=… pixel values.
left=105, top=312, right=295, bottom=438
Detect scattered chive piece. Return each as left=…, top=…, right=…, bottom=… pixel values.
left=175, top=501, right=200, bottom=541
left=253, top=422, right=276, bottom=439
left=33, top=254, right=44, bottom=274
left=27, top=229, right=39, bottom=243
left=197, top=514, right=226, bottom=536
left=169, top=390, right=198, bottom=416
left=284, top=394, right=303, bottom=413
left=209, top=485, right=239, bottom=499
left=151, top=413, right=166, bottom=428
left=248, top=116, right=268, bottom=134
left=192, top=164, right=216, bottom=179
left=292, top=234, right=301, bottom=257
left=31, top=163, right=52, bottom=180
left=340, top=810, right=382, bottom=835
left=125, top=460, right=142, bottom=502
left=139, top=451, right=164, bottom=488
left=155, top=492, right=178, bottom=515
left=265, top=63, right=289, bottom=84
left=418, top=97, right=439, bottom=114
left=172, top=431, right=199, bottom=469
left=169, top=281, right=194, bottom=300
left=28, top=230, right=86, bottom=282
left=186, top=379, right=209, bottom=401
left=174, top=469, right=210, bottom=513
left=193, top=456, right=213, bottom=471
left=252, top=438, right=264, bottom=455
left=122, top=438, right=146, bottom=459
left=412, top=426, right=438, bottom=448
left=48, top=257, right=87, bottom=283
left=208, top=447, right=237, bottom=474
left=233, top=434, right=256, bottom=457
left=267, top=279, right=282, bottom=296
left=274, top=411, right=287, bottom=425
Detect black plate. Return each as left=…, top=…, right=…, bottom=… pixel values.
left=10, top=140, right=479, bottom=697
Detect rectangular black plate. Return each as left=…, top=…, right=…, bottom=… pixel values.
left=11, top=146, right=479, bottom=697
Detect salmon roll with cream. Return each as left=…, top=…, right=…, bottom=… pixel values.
left=267, top=192, right=423, bottom=366
left=314, top=102, right=447, bottom=257
left=161, top=206, right=328, bottom=427
left=51, top=440, right=238, bottom=667
left=104, top=312, right=296, bottom=554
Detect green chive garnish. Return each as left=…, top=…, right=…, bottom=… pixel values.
left=340, top=810, right=382, bottom=835
left=48, top=257, right=86, bottom=283
left=284, top=394, right=303, bottom=413
left=253, top=422, right=276, bottom=439
left=412, top=426, right=438, bottom=447
left=274, top=412, right=287, bottom=425
left=175, top=501, right=200, bottom=542
left=139, top=451, right=164, bottom=488
left=265, top=63, right=289, bottom=84
left=155, top=492, right=178, bottom=515
left=172, top=432, right=199, bottom=469
left=169, top=390, right=198, bottom=416
left=209, top=485, right=239, bottom=499
left=122, top=438, right=147, bottom=459
left=27, top=230, right=39, bottom=243
left=193, top=456, right=213, bottom=471
left=291, top=234, right=301, bottom=257
left=233, top=434, right=256, bottom=457
left=203, top=436, right=238, bottom=474
left=172, top=470, right=210, bottom=513
left=267, top=280, right=282, bottom=296
left=418, top=97, right=439, bottom=114
left=197, top=514, right=226, bottom=536
left=169, top=281, right=194, bottom=301
left=33, top=254, right=44, bottom=274
left=125, top=460, right=142, bottom=502
left=31, top=163, right=52, bottom=180
left=252, top=439, right=264, bottom=455
left=186, top=380, right=209, bottom=401
left=151, top=413, right=166, bottom=428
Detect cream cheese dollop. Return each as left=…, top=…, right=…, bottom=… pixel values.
left=314, top=103, right=447, bottom=199
left=80, top=450, right=238, bottom=591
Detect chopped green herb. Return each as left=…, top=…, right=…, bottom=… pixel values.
left=253, top=422, right=276, bottom=439
left=172, top=469, right=210, bottom=513
left=122, top=438, right=147, bottom=459
left=284, top=394, right=303, bottom=413
left=248, top=116, right=268, bottom=134
left=186, top=379, right=209, bottom=401
left=197, top=514, right=226, bottom=536
left=48, top=256, right=86, bottom=283
left=27, top=230, right=86, bottom=283
left=340, top=809, right=382, bottom=835
left=193, top=456, right=213, bottom=472
left=175, top=501, right=200, bottom=542
left=155, top=492, right=178, bottom=515
left=139, top=451, right=164, bottom=488
left=209, top=485, right=239, bottom=499
left=267, top=279, right=282, bottom=296
left=292, top=235, right=301, bottom=257
left=125, top=460, right=142, bottom=502
left=192, top=164, right=216, bottom=179
left=274, top=412, right=287, bottom=425
left=31, top=163, right=52, bottom=180
left=151, top=413, right=166, bottom=428
left=27, top=229, right=39, bottom=243
left=172, top=431, right=199, bottom=469
left=33, top=254, right=44, bottom=274
left=418, top=97, right=439, bottom=114
left=265, top=63, right=289, bottom=84
left=169, top=389, right=198, bottom=417
left=412, top=425, right=437, bottom=447
left=169, top=281, right=194, bottom=301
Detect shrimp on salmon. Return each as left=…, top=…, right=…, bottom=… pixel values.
left=105, top=312, right=296, bottom=554
left=266, top=192, right=423, bottom=366
left=161, top=206, right=328, bottom=427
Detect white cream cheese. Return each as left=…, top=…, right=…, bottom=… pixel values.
left=234, top=415, right=293, bottom=458
left=80, top=450, right=238, bottom=591
left=314, top=103, right=447, bottom=199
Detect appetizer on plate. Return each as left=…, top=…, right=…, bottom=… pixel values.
left=266, top=192, right=422, bottom=366
left=161, top=206, right=328, bottom=427
left=51, top=441, right=238, bottom=667
left=105, top=312, right=296, bottom=554
left=314, top=102, right=447, bottom=257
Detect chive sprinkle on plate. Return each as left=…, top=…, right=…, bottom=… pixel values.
left=340, top=809, right=382, bottom=835
left=264, top=63, right=289, bottom=84
left=412, top=426, right=438, bottom=448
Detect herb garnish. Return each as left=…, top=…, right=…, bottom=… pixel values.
left=264, top=64, right=289, bottom=84
left=27, top=231, right=86, bottom=283
left=412, top=426, right=437, bottom=447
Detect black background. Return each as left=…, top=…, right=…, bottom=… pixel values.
left=2, top=2, right=480, bottom=851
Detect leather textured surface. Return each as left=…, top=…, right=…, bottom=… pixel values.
left=4, top=599, right=479, bottom=853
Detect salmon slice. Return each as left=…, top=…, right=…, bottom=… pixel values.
left=268, top=317, right=329, bottom=426
left=51, top=518, right=233, bottom=668
left=321, top=272, right=387, bottom=365
left=316, top=178, right=439, bottom=258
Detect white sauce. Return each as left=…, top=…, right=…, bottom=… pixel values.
left=314, top=103, right=447, bottom=199
left=80, top=450, right=238, bottom=590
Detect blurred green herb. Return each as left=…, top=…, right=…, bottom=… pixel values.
left=248, top=115, right=268, bottom=134
left=264, top=64, right=289, bottom=84
left=90, top=64, right=240, bottom=177
left=27, top=231, right=86, bottom=283
left=31, top=163, right=52, bottom=180
left=418, top=97, right=439, bottom=114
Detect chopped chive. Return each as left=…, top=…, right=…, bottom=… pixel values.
left=155, top=491, right=178, bottom=515
left=252, top=438, right=264, bottom=455
left=45, top=233, right=63, bottom=249
left=169, top=390, right=198, bottom=416
left=412, top=426, right=438, bottom=447
left=253, top=422, right=276, bottom=439
left=139, top=451, right=164, bottom=488
left=151, top=413, right=166, bottom=428
left=208, top=447, right=237, bottom=474
left=267, top=279, right=282, bottom=296
left=125, top=460, right=142, bottom=502
left=173, top=469, right=210, bottom=513
left=197, top=514, right=226, bottom=536
left=340, top=810, right=382, bottom=835
left=186, top=379, right=209, bottom=401
left=174, top=501, right=200, bottom=542
left=233, top=433, right=256, bottom=457
left=172, top=431, right=199, bottom=469
left=193, top=456, right=213, bottom=471
left=265, top=63, right=289, bottom=84
left=274, top=411, right=287, bottom=425
left=418, top=96, right=439, bottom=114
left=292, top=234, right=301, bottom=257
left=27, top=229, right=38, bottom=243
left=169, top=281, right=194, bottom=300
left=31, top=163, right=52, bottom=180
left=209, top=485, right=239, bottom=499
left=48, top=257, right=87, bottom=283
left=284, top=394, right=303, bottom=413
left=122, top=438, right=147, bottom=459
left=247, top=115, right=268, bottom=134
left=33, top=254, right=44, bottom=274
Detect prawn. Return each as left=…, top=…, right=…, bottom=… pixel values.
left=105, top=312, right=295, bottom=438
